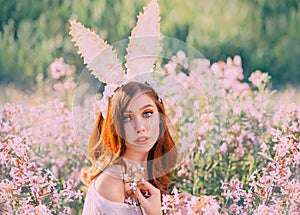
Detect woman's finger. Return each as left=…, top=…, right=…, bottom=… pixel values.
left=134, top=183, right=162, bottom=215
left=134, top=187, right=146, bottom=204
left=140, top=180, right=159, bottom=194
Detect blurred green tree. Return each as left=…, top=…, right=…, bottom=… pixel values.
left=0, top=0, right=299, bottom=89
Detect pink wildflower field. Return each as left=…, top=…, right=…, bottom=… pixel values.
left=1, top=54, right=299, bottom=214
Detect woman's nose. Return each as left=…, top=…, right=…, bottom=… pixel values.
left=134, top=117, right=146, bottom=133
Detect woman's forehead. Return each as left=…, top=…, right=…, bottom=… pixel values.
left=125, top=94, right=157, bottom=112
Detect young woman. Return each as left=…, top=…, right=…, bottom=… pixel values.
left=70, top=1, right=178, bottom=213
left=82, top=82, right=178, bottom=214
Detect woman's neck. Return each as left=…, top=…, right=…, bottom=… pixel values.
left=122, top=151, right=148, bottom=162
left=121, top=154, right=149, bottom=180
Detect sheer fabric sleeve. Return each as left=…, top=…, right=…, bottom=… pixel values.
left=82, top=175, right=143, bottom=215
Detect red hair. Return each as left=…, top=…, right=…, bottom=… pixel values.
left=88, top=82, right=178, bottom=194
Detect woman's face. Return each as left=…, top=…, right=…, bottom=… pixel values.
left=121, top=93, right=160, bottom=161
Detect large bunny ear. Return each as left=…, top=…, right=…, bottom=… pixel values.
left=69, top=20, right=124, bottom=84
left=125, top=0, right=160, bottom=77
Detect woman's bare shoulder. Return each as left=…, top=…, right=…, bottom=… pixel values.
left=94, top=172, right=125, bottom=203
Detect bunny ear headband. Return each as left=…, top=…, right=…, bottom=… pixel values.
left=69, top=0, right=161, bottom=118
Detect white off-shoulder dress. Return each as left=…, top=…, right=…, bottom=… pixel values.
left=82, top=167, right=145, bottom=215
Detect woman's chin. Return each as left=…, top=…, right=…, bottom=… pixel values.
left=125, top=142, right=156, bottom=155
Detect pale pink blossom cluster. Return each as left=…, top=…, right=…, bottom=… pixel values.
left=162, top=52, right=210, bottom=169
left=161, top=187, right=221, bottom=215
left=49, top=57, right=76, bottom=91
left=212, top=56, right=272, bottom=157
left=165, top=54, right=272, bottom=201
left=220, top=103, right=300, bottom=214
left=161, top=52, right=300, bottom=214
left=0, top=104, right=83, bottom=214
left=211, top=56, right=250, bottom=97
left=163, top=51, right=206, bottom=98
left=50, top=57, right=73, bottom=79
left=175, top=112, right=215, bottom=180
left=25, top=99, right=89, bottom=180
left=248, top=70, right=270, bottom=88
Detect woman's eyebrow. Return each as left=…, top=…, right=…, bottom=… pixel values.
left=124, top=104, right=154, bottom=114
left=140, top=104, right=154, bottom=110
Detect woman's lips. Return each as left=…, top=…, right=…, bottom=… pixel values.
left=134, top=136, right=150, bottom=145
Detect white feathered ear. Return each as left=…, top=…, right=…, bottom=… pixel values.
left=69, top=20, right=124, bottom=84
left=125, top=0, right=160, bottom=77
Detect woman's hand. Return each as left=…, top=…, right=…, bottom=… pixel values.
left=134, top=180, right=162, bottom=215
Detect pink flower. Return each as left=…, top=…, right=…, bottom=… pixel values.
left=164, top=61, right=177, bottom=75
left=219, top=142, right=227, bottom=153
left=253, top=204, right=281, bottom=215
left=248, top=70, right=269, bottom=87
left=50, top=57, right=72, bottom=80
left=233, top=55, right=242, bottom=66
left=177, top=168, right=186, bottom=177
left=53, top=82, right=63, bottom=91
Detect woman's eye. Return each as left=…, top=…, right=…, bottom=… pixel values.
left=123, top=115, right=131, bottom=123
left=143, top=111, right=153, bottom=118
